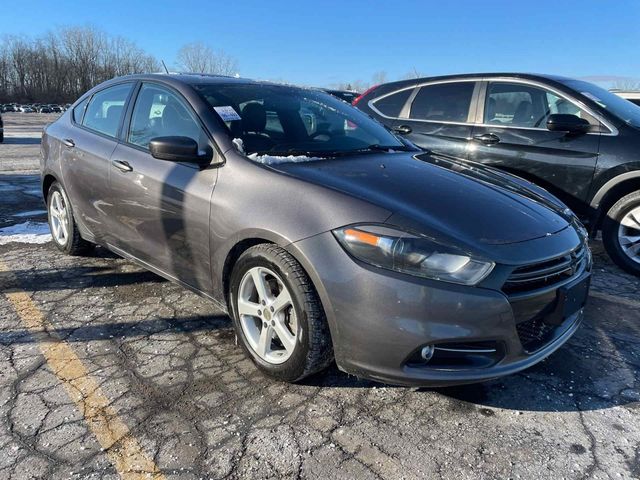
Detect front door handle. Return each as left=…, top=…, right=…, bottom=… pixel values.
left=62, top=138, right=75, bottom=148
left=393, top=124, right=412, bottom=135
left=473, top=133, right=500, bottom=145
left=112, top=159, right=133, bottom=172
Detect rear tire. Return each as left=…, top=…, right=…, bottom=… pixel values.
left=602, top=190, right=640, bottom=276
left=228, top=244, right=333, bottom=382
left=47, top=182, right=95, bottom=256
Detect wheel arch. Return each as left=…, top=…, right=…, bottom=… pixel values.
left=42, top=173, right=58, bottom=203
left=590, top=172, right=640, bottom=231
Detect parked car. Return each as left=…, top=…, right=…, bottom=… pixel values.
left=611, top=89, right=640, bottom=107
left=41, top=74, right=591, bottom=386
left=19, top=106, right=35, bottom=113
left=38, top=105, right=53, bottom=113
left=354, top=73, right=640, bottom=275
left=323, top=89, right=361, bottom=103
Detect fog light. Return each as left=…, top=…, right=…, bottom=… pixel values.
left=421, top=345, right=435, bottom=362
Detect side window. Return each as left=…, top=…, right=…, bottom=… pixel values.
left=128, top=83, right=208, bottom=150
left=372, top=89, right=412, bottom=118
left=484, top=82, right=597, bottom=128
left=82, top=83, right=132, bottom=138
left=409, top=82, right=474, bottom=122
left=72, top=97, right=89, bottom=124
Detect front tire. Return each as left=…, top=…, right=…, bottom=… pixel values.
left=602, top=190, right=640, bottom=276
left=228, top=244, right=333, bottom=382
left=47, top=182, right=94, bottom=255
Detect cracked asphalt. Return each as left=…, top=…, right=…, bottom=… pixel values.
left=0, top=114, right=639, bottom=479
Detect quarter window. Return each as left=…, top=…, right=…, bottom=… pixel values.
left=409, top=82, right=474, bottom=122
left=373, top=89, right=412, bottom=117
left=72, top=97, right=89, bottom=124
left=82, top=83, right=133, bottom=138
left=128, top=83, right=208, bottom=150
left=484, top=82, right=597, bottom=128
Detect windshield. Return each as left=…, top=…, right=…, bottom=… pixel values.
left=563, top=79, right=640, bottom=129
left=193, top=83, right=408, bottom=156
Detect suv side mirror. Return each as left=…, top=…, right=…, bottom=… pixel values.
left=149, top=136, right=211, bottom=166
left=546, top=114, right=590, bottom=134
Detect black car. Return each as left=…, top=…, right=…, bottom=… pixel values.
left=354, top=73, right=640, bottom=275
left=324, top=89, right=360, bottom=103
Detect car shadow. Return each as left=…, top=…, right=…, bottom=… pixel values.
left=1, top=137, right=41, bottom=145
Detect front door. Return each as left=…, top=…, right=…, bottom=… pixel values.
left=468, top=81, right=601, bottom=213
left=107, top=82, right=218, bottom=293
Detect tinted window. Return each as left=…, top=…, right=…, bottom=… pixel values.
left=563, top=79, right=640, bottom=128
left=373, top=89, right=412, bottom=117
left=194, top=83, right=406, bottom=156
left=72, top=97, right=89, bottom=123
left=410, top=83, right=474, bottom=122
left=128, top=83, right=208, bottom=150
left=484, top=82, right=597, bottom=128
left=82, top=83, right=132, bottom=138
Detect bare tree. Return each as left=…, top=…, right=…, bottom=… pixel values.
left=612, top=78, right=640, bottom=91
left=0, top=25, right=159, bottom=103
left=175, top=41, right=238, bottom=75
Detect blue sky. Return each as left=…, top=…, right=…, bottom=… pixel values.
left=2, top=0, right=639, bottom=87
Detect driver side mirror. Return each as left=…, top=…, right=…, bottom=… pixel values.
left=149, top=136, right=211, bottom=166
left=546, top=114, right=590, bottom=134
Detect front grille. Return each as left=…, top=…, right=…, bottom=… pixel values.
left=515, top=317, right=556, bottom=353
left=503, top=244, right=588, bottom=295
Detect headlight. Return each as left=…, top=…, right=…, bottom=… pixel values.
left=333, top=225, right=494, bottom=286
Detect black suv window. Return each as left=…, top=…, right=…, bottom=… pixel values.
left=373, top=89, right=412, bottom=118
left=128, top=83, right=208, bottom=150
left=409, top=82, right=474, bottom=122
left=82, top=83, right=133, bottom=138
left=484, top=82, right=597, bottom=128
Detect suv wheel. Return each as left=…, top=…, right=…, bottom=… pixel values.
left=228, top=244, right=333, bottom=382
left=602, top=191, right=640, bottom=275
left=47, top=182, right=95, bottom=255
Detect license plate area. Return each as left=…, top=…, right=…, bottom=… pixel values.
left=545, top=274, right=591, bottom=326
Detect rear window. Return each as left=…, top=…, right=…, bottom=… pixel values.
left=82, top=83, right=133, bottom=138
left=410, top=82, right=475, bottom=123
left=372, top=89, right=412, bottom=117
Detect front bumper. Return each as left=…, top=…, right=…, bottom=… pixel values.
left=291, top=230, right=589, bottom=387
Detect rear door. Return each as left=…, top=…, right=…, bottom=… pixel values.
left=468, top=80, right=602, bottom=213
left=106, top=82, right=218, bottom=293
left=380, top=80, right=478, bottom=159
left=59, top=83, right=134, bottom=242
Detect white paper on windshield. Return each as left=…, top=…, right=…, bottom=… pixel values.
left=214, top=106, right=242, bottom=121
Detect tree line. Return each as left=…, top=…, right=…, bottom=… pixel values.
left=0, top=26, right=239, bottom=104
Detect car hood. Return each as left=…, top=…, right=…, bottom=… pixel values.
left=270, top=152, right=571, bottom=246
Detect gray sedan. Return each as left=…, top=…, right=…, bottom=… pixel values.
left=40, top=74, right=591, bottom=386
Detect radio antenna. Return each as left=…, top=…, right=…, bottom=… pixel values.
left=161, top=60, right=169, bottom=74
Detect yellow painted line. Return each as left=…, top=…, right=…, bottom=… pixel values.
left=0, top=261, right=165, bottom=479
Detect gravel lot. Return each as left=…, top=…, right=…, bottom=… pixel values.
left=0, top=114, right=639, bottom=479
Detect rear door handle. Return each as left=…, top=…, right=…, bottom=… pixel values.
left=473, top=133, right=500, bottom=145
left=112, top=159, right=133, bottom=172
left=62, top=138, right=75, bottom=148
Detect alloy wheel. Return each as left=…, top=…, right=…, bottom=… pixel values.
left=49, top=190, right=69, bottom=246
left=618, top=206, right=640, bottom=264
left=237, top=266, right=298, bottom=364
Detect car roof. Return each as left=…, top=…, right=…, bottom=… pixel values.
left=102, top=73, right=286, bottom=87
left=370, top=72, right=578, bottom=91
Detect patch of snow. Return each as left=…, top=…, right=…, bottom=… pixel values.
left=232, top=138, right=245, bottom=154
left=0, top=222, right=51, bottom=245
left=12, top=209, right=47, bottom=218
left=247, top=153, right=322, bottom=165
